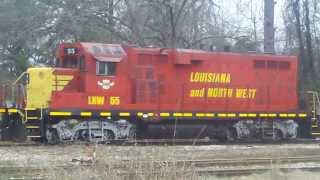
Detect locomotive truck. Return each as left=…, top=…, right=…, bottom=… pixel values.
left=0, top=42, right=319, bottom=143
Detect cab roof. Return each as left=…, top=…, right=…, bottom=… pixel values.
left=57, top=42, right=126, bottom=62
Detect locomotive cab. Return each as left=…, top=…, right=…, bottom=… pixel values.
left=26, top=42, right=127, bottom=110
left=26, top=44, right=83, bottom=109
left=51, top=43, right=127, bottom=109
left=21, top=42, right=133, bottom=142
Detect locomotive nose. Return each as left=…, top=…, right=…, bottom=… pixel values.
left=26, top=67, right=54, bottom=109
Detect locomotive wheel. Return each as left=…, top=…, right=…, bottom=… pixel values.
left=47, top=129, right=60, bottom=145
left=226, top=128, right=237, bottom=142
left=103, top=130, right=115, bottom=141
left=273, top=129, right=284, bottom=141
left=128, top=127, right=136, bottom=140
left=77, top=130, right=92, bottom=141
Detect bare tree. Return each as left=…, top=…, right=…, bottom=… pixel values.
left=264, top=0, right=275, bottom=53
left=304, top=0, right=315, bottom=79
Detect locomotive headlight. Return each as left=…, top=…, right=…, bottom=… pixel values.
left=142, top=114, right=149, bottom=118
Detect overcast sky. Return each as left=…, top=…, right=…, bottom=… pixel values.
left=218, top=0, right=285, bottom=50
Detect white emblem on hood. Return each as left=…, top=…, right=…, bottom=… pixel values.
left=98, top=79, right=115, bottom=90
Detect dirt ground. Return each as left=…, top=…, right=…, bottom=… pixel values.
left=1, top=143, right=320, bottom=179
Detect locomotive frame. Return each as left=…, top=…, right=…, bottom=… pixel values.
left=0, top=42, right=317, bottom=143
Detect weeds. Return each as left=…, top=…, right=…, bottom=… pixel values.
left=1, top=144, right=320, bottom=179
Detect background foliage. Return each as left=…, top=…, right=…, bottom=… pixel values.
left=0, top=0, right=319, bottom=89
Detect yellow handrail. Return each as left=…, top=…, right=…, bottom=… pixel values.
left=12, top=72, right=26, bottom=85
left=10, top=72, right=27, bottom=106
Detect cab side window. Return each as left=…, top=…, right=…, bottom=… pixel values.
left=96, top=61, right=116, bottom=76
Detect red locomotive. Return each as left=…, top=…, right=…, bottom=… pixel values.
left=0, top=42, right=316, bottom=143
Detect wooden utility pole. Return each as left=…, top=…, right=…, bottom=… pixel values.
left=264, top=0, right=275, bottom=53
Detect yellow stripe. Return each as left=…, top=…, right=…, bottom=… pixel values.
left=248, top=113, right=257, bottom=117
left=160, top=113, right=170, bottom=117
left=26, top=126, right=40, bottom=129
left=53, top=81, right=70, bottom=86
left=288, top=113, right=297, bottom=118
left=138, top=112, right=155, bottom=117
left=25, top=108, right=36, bottom=111
left=239, top=113, right=248, bottom=117
left=119, top=112, right=130, bottom=117
left=196, top=113, right=205, bottom=117
left=312, top=125, right=318, bottom=128
left=206, top=113, right=214, bottom=117
left=100, top=112, right=111, bottom=116
left=55, top=75, right=73, bottom=81
left=54, top=86, right=64, bottom=91
left=0, top=109, right=5, bottom=113
left=173, top=113, right=183, bottom=117
left=183, top=113, right=193, bottom=117
left=279, top=113, right=288, bottom=117
left=80, top=112, right=92, bottom=116
left=227, top=113, right=236, bottom=117
left=26, top=117, right=38, bottom=120
left=268, top=113, right=277, bottom=117
left=259, top=114, right=268, bottom=117
left=312, top=132, right=320, bottom=135
left=50, top=112, right=72, bottom=116
left=298, top=113, right=307, bottom=118
left=239, top=113, right=280, bottom=118
left=217, top=113, right=236, bottom=118
left=218, top=113, right=226, bottom=117
left=8, top=109, right=18, bottom=113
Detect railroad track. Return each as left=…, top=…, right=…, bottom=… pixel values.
left=113, top=155, right=320, bottom=168
left=115, top=155, right=320, bottom=177
left=1, top=138, right=320, bottom=147
left=191, top=166, right=320, bottom=176
left=117, top=166, right=320, bottom=177
left=2, top=155, right=320, bottom=179
left=121, top=137, right=320, bottom=145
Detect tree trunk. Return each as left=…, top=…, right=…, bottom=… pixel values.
left=304, top=0, right=316, bottom=88
left=292, top=0, right=307, bottom=91
left=108, top=0, right=115, bottom=43
left=264, top=0, right=275, bottom=53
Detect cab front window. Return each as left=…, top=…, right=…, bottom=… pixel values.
left=61, top=59, right=78, bottom=68
left=55, top=47, right=81, bottom=69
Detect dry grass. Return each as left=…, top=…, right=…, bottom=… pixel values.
left=45, top=144, right=201, bottom=180
left=1, top=143, right=320, bottom=179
